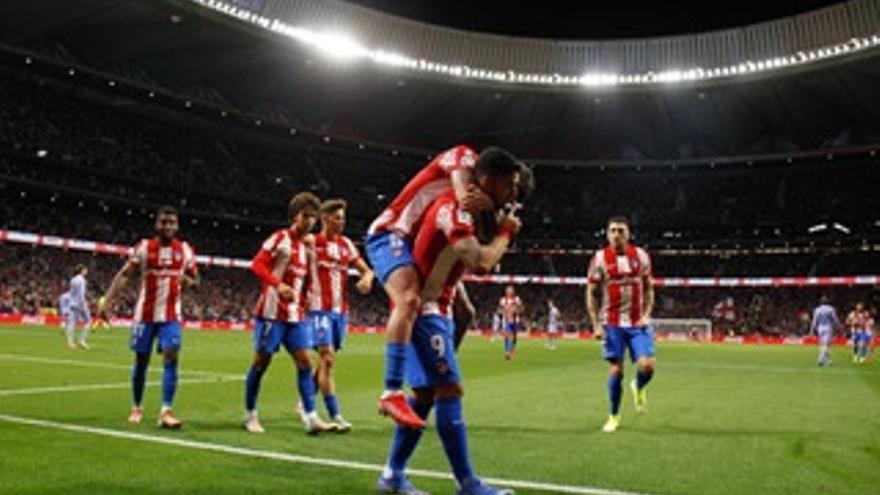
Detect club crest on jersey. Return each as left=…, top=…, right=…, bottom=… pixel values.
left=436, top=358, right=449, bottom=375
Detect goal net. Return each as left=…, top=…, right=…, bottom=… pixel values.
left=652, top=318, right=713, bottom=342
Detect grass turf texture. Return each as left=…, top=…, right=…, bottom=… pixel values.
left=0, top=325, right=878, bottom=495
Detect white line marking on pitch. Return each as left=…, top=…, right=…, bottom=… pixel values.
left=0, top=377, right=236, bottom=397
left=0, top=353, right=241, bottom=379
left=0, top=413, right=656, bottom=495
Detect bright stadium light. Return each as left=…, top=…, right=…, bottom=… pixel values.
left=187, top=0, right=880, bottom=89
left=832, top=223, right=851, bottom=234
left=808, top=223, right=828, bottom=234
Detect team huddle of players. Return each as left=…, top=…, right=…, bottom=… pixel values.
left=84, top=145, right=657, bottom=495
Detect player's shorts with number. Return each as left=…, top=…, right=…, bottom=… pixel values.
left=365, top=231, right=415, bottom=284
left=308, top=310, right=347, bottom=350
left=405, top=314, right=461, bottom=388
left=130, top=321, right=181, bottom=354
left=602, top=324, right=655, bottom=363
left=252, top=318, right=312, bottom=354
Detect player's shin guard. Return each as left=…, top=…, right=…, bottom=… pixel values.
left=636, top=368, right=654, bottom=390
left=388, top=397, right=432, bottom=473
left=297, top=367, right=317, bottom=413
left=384, top=343, right=407, bottom=391
left=131, top=355, right=149, bottom=408
left=436, top=397, right=475, bottom=484
left=162, top=359, right=178, bottom=408
left=245, top=364, right=267, bottom=412
left=608, top=373, right=623, bottom=415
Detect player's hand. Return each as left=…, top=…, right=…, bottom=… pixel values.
left=460, top=185, right=493, bottom=214
left=355, top=272, right=374, bottom=295
left=636, top=315, right=652, bottom=328
left=276, top=283, right=295, bottom=301
left=593, top=324, right=605, bottom=341
left=182, top=275, right=197, bottom=289
left=498, top=211, right=522, bottom=236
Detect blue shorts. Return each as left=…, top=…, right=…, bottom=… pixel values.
left=130, top=322, right=181, bottom=354
left=854, top=331, right=870, bottom=344
left=504, top=322, right=519, bottom=333
left=405, top=315, right=462, bottom=389
left=365, top=231, right=415, bottom=285
left=603, top=324, right=655, bottom=363
left=252, top=318, right=312, bottom=355
left=309, top=311, right=347, bottom=351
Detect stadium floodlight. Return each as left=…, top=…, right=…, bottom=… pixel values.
left=832, top=223, right=851, bottom=234
left=187, top=0, right=880, bottom=89
left=36, top=150, right=48, bottom=158
left=808, top=223, right=828, bottom=234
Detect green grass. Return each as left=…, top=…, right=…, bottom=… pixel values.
left=0, top=325, right=878, bottom=495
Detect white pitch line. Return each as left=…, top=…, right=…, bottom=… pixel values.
left=0, top=353, right=241, bottom=380
left=0, top=413, right=656, bottom=495
left=0, top=377, right=235, bottom=397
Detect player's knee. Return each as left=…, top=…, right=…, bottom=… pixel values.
left=163, top=351, right=178, bottom=364
left=397, top=291, right=421, bottom=317
left=320, top=353, right=335, bottom=370
left=433, top=383, right=463, bottom=400
left=294, top=352, right=312, bottom=370
left=639, top=359, right=655, bottom=373
left=609, top=365, right=624, bottom=378
left=253, top=352, right=272, bottom=369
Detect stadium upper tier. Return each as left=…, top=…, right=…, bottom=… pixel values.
left=1, top=1, right=879, bottom=160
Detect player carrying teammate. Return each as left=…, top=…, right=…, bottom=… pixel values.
left=377, top=147, right=522, bottom=495
left=305, top=198, right=375, bottom=432
left=587, top=216, right=655, bottom=433
left=99, top=206, right=199, bottom=429
left=242, top=192, right=332, bottom=435
left=367, top=145, right=494, bottom=428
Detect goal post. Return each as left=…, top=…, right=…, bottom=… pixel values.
left=652, top=318, right=713, bottom=342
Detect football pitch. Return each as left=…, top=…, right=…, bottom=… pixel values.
left=0, top=325, right=878, bottom=495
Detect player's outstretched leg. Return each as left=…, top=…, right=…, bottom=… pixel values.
left=378, top=391, right=434, bottom=495
left=292, top=349, right=332, bottom=435
left=378, top=266, right=426, bottom=429
left=603, top=364, right=623, bottom=433
left=158, top=349, right=183, bottom=429
left=429, top=384, right=512, bottom=495
left=631, top=356, right=654, bottom=414
left=243, top=353, right=272, bottom=433
left=129, top=352, right=150, bottom=424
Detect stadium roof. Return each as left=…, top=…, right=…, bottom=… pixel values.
left=1, top=0, right=879, bottom=161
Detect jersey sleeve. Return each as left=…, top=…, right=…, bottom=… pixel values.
left=438, top=146, right=478, bottom=175
left=587, top=251, right=605, bottom=284
left=126, top=240, right=147, bottom=268
left=436, top=201, right=476, bottom=245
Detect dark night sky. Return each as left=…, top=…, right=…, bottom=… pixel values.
left=344, top=1, right=846, bottom=39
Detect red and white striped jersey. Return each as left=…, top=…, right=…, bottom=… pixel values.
left=499, top=295, right=522, bottom=324
left=588, top=245, right=652, bottom=327
left=308, top=233, right=361, bottom=313
left=368, top=145, right=477, bottom=238
left=411, top=194, right=476, bottom=318
left=252, top=229, right=311, bottom=322
left=126, top=238, right=197, bottom=323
